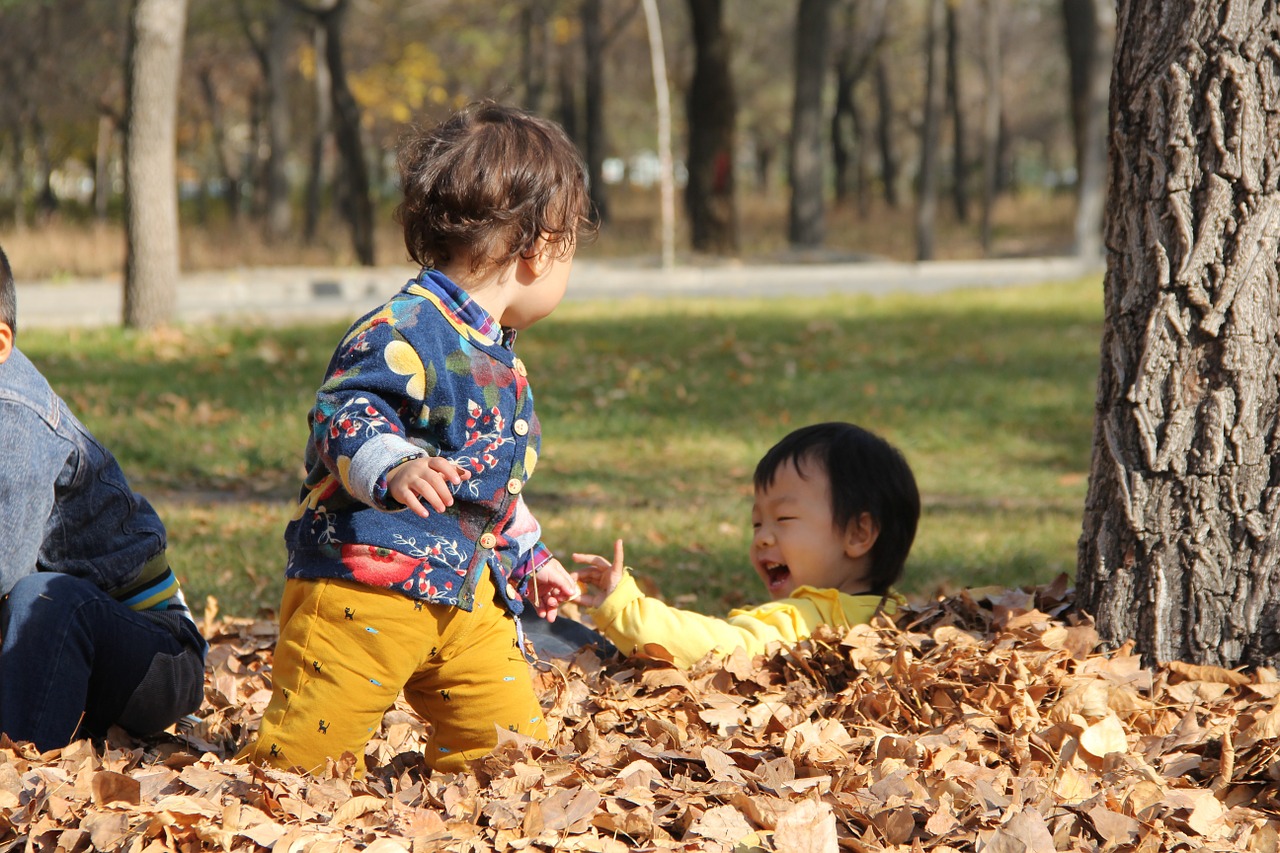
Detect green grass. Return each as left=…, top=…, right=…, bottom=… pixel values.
left=21, top=277, right=1103, bottom=618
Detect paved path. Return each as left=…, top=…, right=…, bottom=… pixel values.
left=18, top=255, right=1101, bottom=329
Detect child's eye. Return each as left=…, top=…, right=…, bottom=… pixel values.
left=776, top=516, right=796, bottom=522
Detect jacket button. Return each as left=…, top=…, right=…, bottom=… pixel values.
left=479, top=532, right=497, bottom=549
left=505, top=583, right=518, bottom=599
left=506, top=478, right=523, bottom=495
left=513, top=358, right=528, bottom=377
left=513, top=418, right=529, bottom=436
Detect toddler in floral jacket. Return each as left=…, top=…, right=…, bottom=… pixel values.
left=240, top=102, right=588, bottom=776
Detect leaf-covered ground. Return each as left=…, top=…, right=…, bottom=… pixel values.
left=4, top=582, right=1278, bottom=852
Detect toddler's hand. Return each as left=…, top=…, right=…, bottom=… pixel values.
left=526, top=558, right=579, bottom=622
left=385, top=456, right=470, bottom=518
left=571, top=539, right=626, bottom=608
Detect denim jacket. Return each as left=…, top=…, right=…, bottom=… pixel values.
left=284, top=269, right=550, bottom=615
left=0, top=348, right=203, bottom=650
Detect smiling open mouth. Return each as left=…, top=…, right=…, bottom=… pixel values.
left=763, top=563, right=791, bottom=590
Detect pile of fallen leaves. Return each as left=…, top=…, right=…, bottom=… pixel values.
left=3, top=580, right=1278, bottom=852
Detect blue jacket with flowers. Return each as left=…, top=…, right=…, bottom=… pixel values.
left=284, top=269, right=550, bottom=614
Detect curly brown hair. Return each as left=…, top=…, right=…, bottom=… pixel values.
left=395, top=102, right=594, bottom=273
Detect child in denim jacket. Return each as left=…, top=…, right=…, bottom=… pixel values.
left=241, top=102, right=587, bottom=776
left=0, top=246, right=206, bottom=750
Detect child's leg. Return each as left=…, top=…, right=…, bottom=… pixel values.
left=403, top=571, right=547, bottom=773
left=0, top=573, right=202, bottom=751
left=238, top=578, right=437, bottom=777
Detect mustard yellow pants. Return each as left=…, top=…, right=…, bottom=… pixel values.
left=238, top=571, right=545, bottom=776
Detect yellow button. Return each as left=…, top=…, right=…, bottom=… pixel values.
left=512, top=358, right=528, bottom=377
left=479, top=532, right=497, bottom=549
left=505, top=583, right=518, bottom=599
left=513, top=419, right=529, bottom=436
left=507, top=478, right=523, bottom=495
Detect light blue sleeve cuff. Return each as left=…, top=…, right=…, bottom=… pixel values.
left=347, top=433, right=425, bottom=506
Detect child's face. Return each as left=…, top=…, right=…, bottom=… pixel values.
left=502, top=246, right=574, bottom=330
left=750, top=458, right=872, bottom=599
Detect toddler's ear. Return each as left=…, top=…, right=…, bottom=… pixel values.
left=0, top=322, right=12, bottom=365
left=844, top=513, right=880, bottom=559
left=522, top=235, right=555, bottom=277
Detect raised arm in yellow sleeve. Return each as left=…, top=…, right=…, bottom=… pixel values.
left=587, top=571, right=896, bottom=669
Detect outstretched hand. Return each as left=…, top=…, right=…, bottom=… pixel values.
left=572, top=539, right=626, bottom=608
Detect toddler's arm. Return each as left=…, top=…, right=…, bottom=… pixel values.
left=572, top=541, right=827, bottom=669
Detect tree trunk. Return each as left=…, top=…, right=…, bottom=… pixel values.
left=788, top=0, right=834, bottom=249
left=979, top=0, right=1002, bottom=254
left=264, top=2, right=293, bottom=241
left=945, top=1, right=969, bottom=223
left=1061, top=0, right=1112, bottom=260
left=556, top=47, right=580, bottom=148
left=684, top=0, right=737, bottom=255
left=640, top=0, right=675, bottom=270
left=1078, top=0, right=1280, bottom=669
left=198, top=67, right=243, bottom=221
left=849, top=96, right=870, bottom=217
left=34, top=115, right=58, bottom=220
left=8, top=126, right=26, bottom=231
left=914, top=0, right=945, bottom=261
left=319, top=0, right=373, bottom=265
left=520, top=0, right=550, bottom=113
left=582, top=0, right=609, bottom=224
left=94, top=112, right=114, bottom=222
left=123, top=0, right=187, bottom=329
left=304, top=20, right=331, bottom=244
left=874, top=57, right=899, bottom=209
left=830, top=1, right=857, bottom=206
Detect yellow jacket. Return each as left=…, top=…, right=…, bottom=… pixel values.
left=587, top=572, right=897, bottom=669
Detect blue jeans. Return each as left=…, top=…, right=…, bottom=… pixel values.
left=0, top=573, right=203, bottom=751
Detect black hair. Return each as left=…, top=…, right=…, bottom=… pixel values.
left=395, top=101, right=595, bottom=273
left=0, top=245, right=15, bottom=337
left=754, top=422, right=920, bottom=594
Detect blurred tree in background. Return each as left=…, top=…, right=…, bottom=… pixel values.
left=0, top=0, right=1103, bottom=273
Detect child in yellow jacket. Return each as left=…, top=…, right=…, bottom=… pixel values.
left=573, top=422, right=919, bottom=668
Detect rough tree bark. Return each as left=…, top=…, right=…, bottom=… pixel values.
left=1078, top=0, right=1280, bottom=668
left=788, top=0, right=834, bottom=249
left=123, top=0, right=188, bottom=329
left=684, top=0, right=737, bottom=255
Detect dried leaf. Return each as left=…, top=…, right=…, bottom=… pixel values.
left=1079, top=714, right=1128, bottom=758
left=90, top=770, right=139, bottom=806
left=773, top=799, right=836, bottom=853
left=688, top=804, right=753, bottom=844
left=331, top=794, right=386, bottom=825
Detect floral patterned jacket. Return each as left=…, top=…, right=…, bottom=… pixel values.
left=284, top=269, right=550, bottom=614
